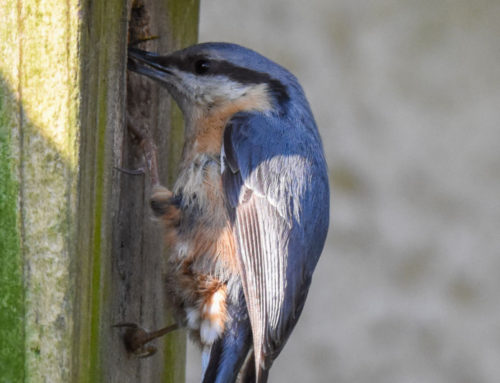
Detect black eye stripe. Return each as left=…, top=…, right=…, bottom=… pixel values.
left=153, top=55, right=290, bottom=104
left=207, top=61, right=290, bottom=105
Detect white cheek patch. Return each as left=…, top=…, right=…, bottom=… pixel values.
left=191, top=74, right=270, bottom=107
left=202, top=77, right=249, bottom=104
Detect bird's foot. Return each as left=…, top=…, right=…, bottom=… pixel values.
left=150, top=185, right=177, bottom=216
left=113, top=322, right=179, bottom=358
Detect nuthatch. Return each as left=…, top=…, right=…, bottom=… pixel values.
left=126, top=42, right=329, bottom=382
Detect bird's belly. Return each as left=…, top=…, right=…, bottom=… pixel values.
left=164, top=154, right=238, bottom=346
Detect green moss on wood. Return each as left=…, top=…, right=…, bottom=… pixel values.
left=0, top=5, right=23, bottom=383
left=2, top=0, right=80, bottom=381
left=0, top=77, right=24, bottom=383
left=2, top=0, right=200, bottom=381
left=167, top=0, right=200, bottom=49
left=17, top=0, right=80, bottom=381
left=75, top=0, right=127, bottom=381
left=163, top=330, right=187, bottom=383
left=88, top=94, right=107, bottom=382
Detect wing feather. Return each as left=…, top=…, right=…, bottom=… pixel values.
left=222, top=112, right=329, bottom=381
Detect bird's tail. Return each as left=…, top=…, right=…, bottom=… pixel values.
left=237, top=352, right=270, bottom=383
left=202, top=292, right=253, bottom=383
left=256, top=366, right=270, bottom=383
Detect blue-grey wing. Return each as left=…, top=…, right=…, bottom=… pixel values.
left=221, top=112, right=329, bottom=378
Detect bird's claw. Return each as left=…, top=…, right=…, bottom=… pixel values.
left=112, top=322, right=158, bottom=358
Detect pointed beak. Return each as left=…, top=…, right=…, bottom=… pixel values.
left=128, top=47, right=175, bottom=83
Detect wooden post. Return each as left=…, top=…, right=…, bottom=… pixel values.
left=0, top=0, right=199, bottom=382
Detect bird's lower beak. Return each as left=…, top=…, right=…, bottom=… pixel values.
left=128, top=47, right=174, bottom=83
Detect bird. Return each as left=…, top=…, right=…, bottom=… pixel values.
left=126, top=42, right=330, bottom=382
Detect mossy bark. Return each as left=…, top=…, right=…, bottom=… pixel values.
left=0, top=0, right=199, bottom=382
left=0, top=5, right=23, bottom=382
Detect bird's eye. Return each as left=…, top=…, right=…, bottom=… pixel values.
left=194, top=59, right=211, bottom=75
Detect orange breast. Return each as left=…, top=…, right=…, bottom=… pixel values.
left=163, top=84, right=271, bottom=345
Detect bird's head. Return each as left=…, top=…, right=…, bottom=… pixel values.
left=128, top=43, right=296, bottom=121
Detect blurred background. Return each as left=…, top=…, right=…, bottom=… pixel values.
left=187, top=1, right=500, bottom=382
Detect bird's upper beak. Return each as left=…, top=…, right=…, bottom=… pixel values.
left=128, top=47, right=175, bottom=84
left=128, top=47, right=196, bottom=122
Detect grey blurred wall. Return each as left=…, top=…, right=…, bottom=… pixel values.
left=187, top=1, right=500, bottom=382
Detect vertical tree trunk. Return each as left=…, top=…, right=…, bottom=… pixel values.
left=0, top=0, right=199, bottom=382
